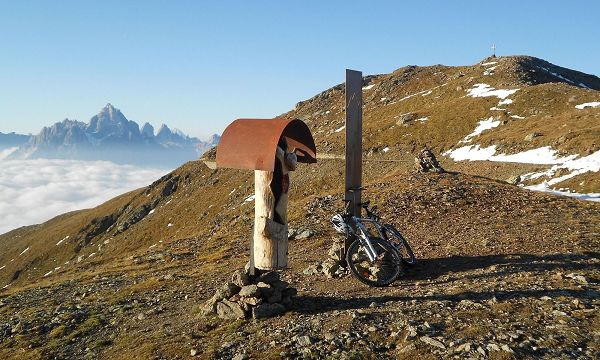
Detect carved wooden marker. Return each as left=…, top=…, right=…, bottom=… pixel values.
left=216, top=118, right=316, bottom=275
left=253, top=143, right=295, bottom=269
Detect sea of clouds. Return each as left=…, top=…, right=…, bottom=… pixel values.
left=0, top=156, right=170, bottom=234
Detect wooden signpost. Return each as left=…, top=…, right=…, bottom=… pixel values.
left=342, top=69, right=364, bottom=259
left=345, top=69, right=363, bottom=217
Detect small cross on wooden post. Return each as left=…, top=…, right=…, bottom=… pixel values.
left=491, top=44, right=497, bottom=57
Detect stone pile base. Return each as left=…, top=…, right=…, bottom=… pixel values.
left=303, top=241, right=348, bottom=278
left=202, top=268, right=297, bottom=320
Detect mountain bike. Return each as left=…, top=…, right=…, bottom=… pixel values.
left=331, top=188, right=403, bottom=286
left=359, top=200, right=417, bottom=267
left=331, top=187, right=417, bottom=286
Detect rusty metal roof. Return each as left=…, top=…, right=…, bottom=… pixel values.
left=216, top=118, right=317, bottom=171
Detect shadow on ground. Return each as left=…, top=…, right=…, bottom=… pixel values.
left=293, top=252, right=599, bottom=315
left=405, top=251, right=599, bottom=282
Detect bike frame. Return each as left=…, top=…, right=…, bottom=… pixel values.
left=345, top=215, right=390, bottom=262
left=343, top=188, right=398, bottom=263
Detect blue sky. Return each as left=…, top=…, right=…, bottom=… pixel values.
left=1, top=0, right=598, bottom=138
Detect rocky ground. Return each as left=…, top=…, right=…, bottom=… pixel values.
left=1, top=171, right=598, bottom=359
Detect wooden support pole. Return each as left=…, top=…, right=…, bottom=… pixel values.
left=345, top=69, right=363, bottom=216
left=343, top=69, right=363, bottom=260
left=252, top=149, right=290, bottom=270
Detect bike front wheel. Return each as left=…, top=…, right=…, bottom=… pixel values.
left=346, top=237, right=403, bottom=287
left=385, top=226, right=417, bottom=266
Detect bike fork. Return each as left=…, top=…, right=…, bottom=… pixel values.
left=359, top=231, right=378, bottom=262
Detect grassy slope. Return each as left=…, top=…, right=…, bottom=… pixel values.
left=0, top=55, right=599, bottom=358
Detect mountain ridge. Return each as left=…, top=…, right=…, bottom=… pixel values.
left=3, top=104, right=220, bottom=167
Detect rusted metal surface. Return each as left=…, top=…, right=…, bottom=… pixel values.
left=216, top=118, right=317, bottom=171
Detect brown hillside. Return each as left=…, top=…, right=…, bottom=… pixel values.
left=1, top=55, right=599, bottom=359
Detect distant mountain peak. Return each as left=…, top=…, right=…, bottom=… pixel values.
left=156, top=124, right=172, bottom=139
left=141, top=122, right=154, bottom=138
left=97, top=103, right=125, bottom=120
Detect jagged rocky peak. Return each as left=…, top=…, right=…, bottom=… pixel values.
left=87, top=104, right=129, bottom=133
left=141, top=122, right=155, bottom=138
left=86, top=104, right=141, bottom=141
left=156, top=124, right=172, bottom=141
left=172, top=128, right=188, bottom=139
left=31, top=118, right=88, bottom=146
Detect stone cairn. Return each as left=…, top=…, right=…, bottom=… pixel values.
left=414, top=146, right=445, bottom=173
left=303, top=242, right=348, bottom=278
left=202, top=267, right=298, bottom=320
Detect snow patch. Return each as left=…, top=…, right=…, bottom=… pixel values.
left=498, top=98, right=513, bottom=105
left=43, top=270, right=53, bottom=277
left=510, top=115, right=525, bottom=119
left=362, top=84, right=375, bottom=90
left=148, top=209, right=155, bottom=215
left=167, top=223, right=173, bottom=227
left=467, top=83, right=519, bottom=100
left=575, top=102, right=600, bottom=110
left=334, top=125, right=345, bottom=133
left=445, top=145, right=577, bottom=165
left=537, top=66, right=588, bottom=88
left=481, top=61, right=498, bottom=66
left=522, top=150, right=600, bottom=186
left=461, top=117, right=501, bottom=143
left=399, top=83, right=447, bottom=102
left=0, top=265, right=5, bottom=271
left=444, top=145, right=497, bottom=161
left=525, top=184, right=600, bottom=202
left=19, top=247, right=30, bottom=256
left=56, top=236, right=69, bottom=246
left=483, top=66, right=497, bottom=76
left=244, top=194, right=256, bottom=203
left=416, top=117, right=429, bottom=122
left=382, top=147, right=390, bottom=153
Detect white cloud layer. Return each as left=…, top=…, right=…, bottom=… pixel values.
left=0, top=159, right=170, bottom=234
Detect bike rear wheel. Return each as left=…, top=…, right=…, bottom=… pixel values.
left=385, top=227, right=417, bottom=266
left=346, top=237, right=402, bottom=287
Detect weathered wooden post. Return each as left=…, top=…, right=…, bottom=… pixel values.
left=253, top=140, right=295, bottom=270
left=216, top=119, right=317, bottom=275
left=343, top=69, right=363, bottom=256
left=345, top=69, right=363, bottom=216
